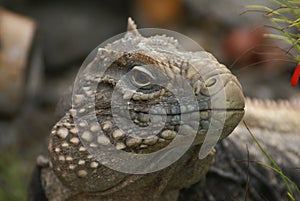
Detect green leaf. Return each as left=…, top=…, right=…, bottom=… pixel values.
left=264, top=33, right=294, bottom=44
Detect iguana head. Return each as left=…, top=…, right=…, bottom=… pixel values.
left=72, top=18, right=245, bottom=152
left=48, top=18, right=244, bottom=191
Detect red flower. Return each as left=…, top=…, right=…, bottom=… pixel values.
left=291, top=63, right=300, bottom=87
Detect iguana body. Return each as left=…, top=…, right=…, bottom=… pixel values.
left=28, top=18, right=300, bottom=201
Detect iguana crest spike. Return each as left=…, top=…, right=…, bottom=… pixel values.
left=127, top=17, right=140, bottom=35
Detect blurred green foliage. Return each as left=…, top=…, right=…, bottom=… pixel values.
left=246, top=0, right=300, bottom=62
left=0, top=149, right=30, bottom=201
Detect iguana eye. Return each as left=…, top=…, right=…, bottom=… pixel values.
left=131, top=66, right=154, bottom=89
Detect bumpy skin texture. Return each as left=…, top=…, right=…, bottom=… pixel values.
left=33, top=18, right=246, bottom=201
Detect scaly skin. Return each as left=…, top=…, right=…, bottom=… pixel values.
left=31, top=18, right=246, bottom=201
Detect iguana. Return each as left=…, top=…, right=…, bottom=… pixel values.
left=28, top=18, right=300, bottom=201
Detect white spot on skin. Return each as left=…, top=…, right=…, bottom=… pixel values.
left=78, top=160, right=85, bottom=165
left=69, top=164, right=76, bottom=170
left=58, top=156, right=65, bottom=161
left=79, top=146, right=86, bottom=152
left=70, top=127, right=78, bottom=134
left=66, top=156, right=73, bottom=161
left=63, top=122, right=71, bottom=128
left=79, top=108, right=86, bottom=114
left=161, top=130, right=177, bottom=140
left=97, top=135, right=110, bottom=145
left=89, top=143, right=98, bottom=148
left=70, top=137, right=80, bottom=145
left=90, top=162, right=99, bottom=168
left=140, top=144, right=148, bottom=148
left=77, top=170, right=88, bottom=177
left=102, top=121, right=113, bottom=131
left=115, top=142, right=126, bottom=150
left=61, top=142, right=69, bottom=148
left=83, top=86, right=91, bottom=91
left=82, top=131, right=93, bottom=142
left=57, top=127, right=69, bottom=139
left=112, top=129, right=125, bottom=140
left=132, top=93, right=142, bottom=101
left=143, top=136, right=158, bottom=145
left=123, top=90, right=133, bottom=100
left=55, top=147, right=61, bottom=153
left=126, top=138, right=142, bottom=147
left=69, top=109, right=77, bottom=117
left=90, top=124, right=100, bottom=132
left=79, top=121, right=87, bottom=128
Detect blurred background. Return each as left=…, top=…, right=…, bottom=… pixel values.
left=0, top=0, right=299, bottom=200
